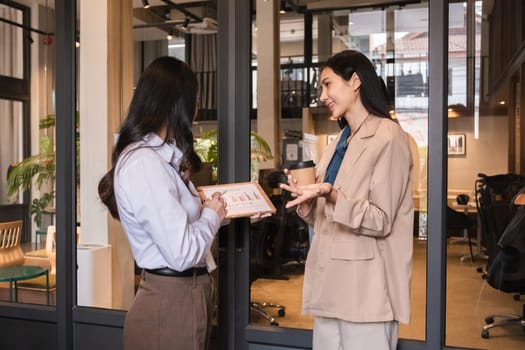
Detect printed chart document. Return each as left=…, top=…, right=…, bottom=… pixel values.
left=197, top=182, right=276, bottom=218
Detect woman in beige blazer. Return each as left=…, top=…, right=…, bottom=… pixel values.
left=281, top=50, right=413, bottom=350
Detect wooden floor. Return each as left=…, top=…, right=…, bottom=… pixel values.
left=251, top=239, right=525, bottom=350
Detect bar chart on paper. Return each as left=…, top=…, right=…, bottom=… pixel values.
left=197, top=182, right=276, bottom=218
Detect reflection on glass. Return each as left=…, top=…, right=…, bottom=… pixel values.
left=112, top=1, right=221, bottom=314
left=1, top=100, right=55, bottom=306
left=0, top=2, right=56, bottom=307
left=0, top=6, right=23, bottom=79
left=446, top=1, right=525, bottom=349
left=367, top=5, right=429, bottom=342
left=0, top=99, right=23, bottom=205
left=250, top=3, right=429, bottom=343
left=280, top=12, right=304, bottom=62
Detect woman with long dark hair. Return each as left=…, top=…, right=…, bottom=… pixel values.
left=281, top=50, right=413, bottom=349
left=98, top=56, right=226, bottom=350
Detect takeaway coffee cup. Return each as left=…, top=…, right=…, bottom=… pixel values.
left=289, top=160, right=316, bottom=186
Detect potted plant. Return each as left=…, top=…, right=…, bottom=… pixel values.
left=192, top=129, right=273, bottom=185
left=6, top=113, right=80, bottom=230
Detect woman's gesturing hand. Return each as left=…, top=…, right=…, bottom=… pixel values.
left=279, top=169, right=333, bottom=208
left=202, top=191, right=227, bottom=222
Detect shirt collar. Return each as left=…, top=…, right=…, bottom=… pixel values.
left=143, top=132, right=183, bottom=169
left=347, top=112, right=371, bottom=139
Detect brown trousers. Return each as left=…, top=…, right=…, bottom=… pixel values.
left=124, top=270, right=214, bottom=350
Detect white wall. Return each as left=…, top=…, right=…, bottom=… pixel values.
left=198, top=114, right=508, bottom=201
left=448, top=115, right=508, bottom=195
left=285, top=113, right=509, bottom=201
left=79, top=0, right=109, bottom=245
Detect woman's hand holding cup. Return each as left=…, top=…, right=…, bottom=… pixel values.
left=280, top=163, right=332, bottom=208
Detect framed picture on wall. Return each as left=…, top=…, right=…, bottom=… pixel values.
left=448, top=133, right=466, bottom=156
left=327, top=134, right=338, bottom=145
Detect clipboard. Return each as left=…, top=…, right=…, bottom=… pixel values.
left=197, top=182, right=276, bottom=218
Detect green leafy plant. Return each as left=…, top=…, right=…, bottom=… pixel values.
left=249, top=131, right=274, bottom=162
left=6, top=113, right=80, bottom=228
left=194, top=129, right=219, bottom=168
left=193, top=129, right=273, bottom=184
left=194, top=129, right=273, bottom=165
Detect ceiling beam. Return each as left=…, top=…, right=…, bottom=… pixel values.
left=306, top=0, right=421, bottom=11
left=159, top=0, right=203, bottom=21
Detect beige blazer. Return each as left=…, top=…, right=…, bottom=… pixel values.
left=298, top=115, right=413, bottom=324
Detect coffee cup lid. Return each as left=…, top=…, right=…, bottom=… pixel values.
left=289, top=160, right=315, bottom=170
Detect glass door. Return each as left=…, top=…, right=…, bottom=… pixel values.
left=0, top=1, right=31, bottom=245
left=445, top=1, right=525, bottom=348
left=248, top=1, right=429, bottom=344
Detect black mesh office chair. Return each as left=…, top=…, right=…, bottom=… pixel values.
left=249, top=171, right=309, bottom=326
left=475, top=174, right=525, bottom=338
left=482, top=203, right=525, bottom=338
left=475, top=174, right=525, bottom=273
left=250, top=214, right=287, bottom=326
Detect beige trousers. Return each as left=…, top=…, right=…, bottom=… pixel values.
left=313, top=316, right=398, bottom=350
left=124, top=270, right=214, bottom=350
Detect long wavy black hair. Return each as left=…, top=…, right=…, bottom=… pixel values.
left=98, top=56, right=202, bottom=219
left=322, top=50, right=391, bottom=128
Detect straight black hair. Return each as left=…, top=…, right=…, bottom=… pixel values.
left=322, top=50, right=391, bottom=128
left=98, top=56, right=202, bottom=219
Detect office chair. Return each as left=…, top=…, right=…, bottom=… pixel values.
left=17, top=225, right=57, bottom=305
left=18, top=226, right=80, bottom=305
left=482, top=203, right=525, bottom=338
left=475, top=173, right=525, bottom=274
left=249, top=171, right=310, bottom=326
left=250, top=208, right=287, bottom=326
left=0, top=220, right=24, bottom=267
left=446, top=205, right=474, bottom=261
left=475, top=174, right=525, bottom=338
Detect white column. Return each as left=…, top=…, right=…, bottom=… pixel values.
left=79, top=0, right=135, bottom=310
left=256, top=0, right=281, bottom=169
left=79, top=0, right=109, bottom=246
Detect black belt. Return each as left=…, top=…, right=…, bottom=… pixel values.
left=144, top=267, right=208, bottom=277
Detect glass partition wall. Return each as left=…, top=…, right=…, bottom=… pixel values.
left=446, top=1, right=525, bottom=349
left=250, top=1, right=523, bottom=348
left=0, top=0, right=57, bottom=306
left=79, top=0, right=220, bottom=313
left=0, top=0, right=217, bottom=319
left=2, top=1, right=525, bottom=350
left=249, top=1, right=429, bottom=342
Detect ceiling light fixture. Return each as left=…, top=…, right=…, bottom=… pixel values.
left=141, top=0, right=150, bottom=9
left=280, top=0, right=287, bottom=14
left=166, top=29, right=174, bottom=41
left=182, top=17, right=190, bottom=29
